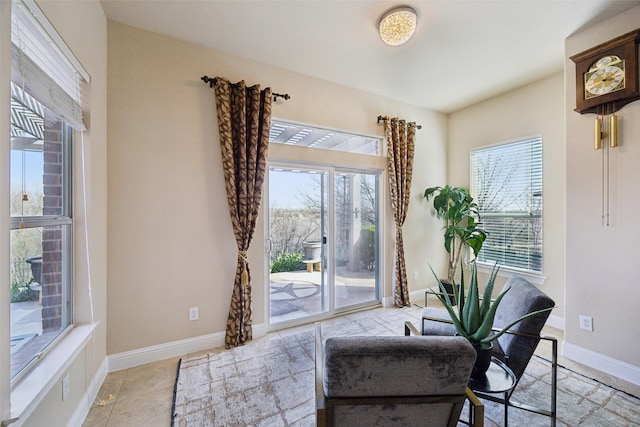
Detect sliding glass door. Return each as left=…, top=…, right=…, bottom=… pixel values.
left=267, top=164, right=380, bottom=326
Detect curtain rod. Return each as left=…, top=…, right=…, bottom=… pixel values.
left=201, top=75, right=290, bottom=102
left=377, top=115, right=422, bottom=129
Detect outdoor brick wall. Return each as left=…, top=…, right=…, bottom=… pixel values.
left=41, top=117, right=63, bottom=332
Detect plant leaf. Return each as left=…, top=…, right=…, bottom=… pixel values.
left=468, top=287, right=510, bottom=342
left=458, top=263, right=465, bottom=311
left=465, top=262, right=481, bottom=333
left=478, top=306, right=554, bottom=345
left=480, top=263, right=500, bottom=318
left=428, top=265, right=468, bottom=337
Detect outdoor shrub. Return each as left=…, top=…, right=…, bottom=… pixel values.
left=270, top=251, right=304, bottom=273
left=359, top=225, right=376, bottom=271
left=11, top=282, right=39, bottom=303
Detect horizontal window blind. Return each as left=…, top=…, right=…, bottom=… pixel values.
left=11, top=0, right=86, bottom=131
left=470, top=137, right=543, bottom=273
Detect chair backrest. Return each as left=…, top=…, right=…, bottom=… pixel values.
left=317, top=326, right=476, bottom=427
left=493, top=276, right=555, bottom=380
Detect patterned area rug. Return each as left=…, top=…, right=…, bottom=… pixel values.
left=171, top=313, right=640, bottom=427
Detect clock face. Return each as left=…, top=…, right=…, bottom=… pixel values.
left=570, top=29, right=640, bottom=115
left=584, top=55, right=625, bottom=99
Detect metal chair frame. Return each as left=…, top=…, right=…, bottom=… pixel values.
left=417, top=315, right=558, bottom=427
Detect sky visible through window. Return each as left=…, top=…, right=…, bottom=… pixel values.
left=269, top=168, right=319, bottom=209
left=10, top=150, right=43, bottom=192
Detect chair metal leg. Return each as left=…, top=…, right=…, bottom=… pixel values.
left=550, top=337, right=557, bottom=427
left=504, top=390, right=509, bottom=426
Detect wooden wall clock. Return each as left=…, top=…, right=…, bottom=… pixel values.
left=570, top=29, right=640, bottom=226
left=570, top=28, right=640, bottom=115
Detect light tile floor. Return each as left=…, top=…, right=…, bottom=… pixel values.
left=82, top=304, right=640, bottom=426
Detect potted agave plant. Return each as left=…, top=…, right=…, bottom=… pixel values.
left=424, top=185, right=486, bottom=300
left=430, top=260, right=553, bottom=377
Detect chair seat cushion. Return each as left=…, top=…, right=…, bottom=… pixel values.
left=323, top=335, right=475, bottom=397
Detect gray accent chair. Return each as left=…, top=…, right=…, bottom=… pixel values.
left=315, top=323, right=484, bottom=427
left=420, top=275, right=557, bottom=426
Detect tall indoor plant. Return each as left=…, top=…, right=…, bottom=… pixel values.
left=424, top=185, right=486, bottom=283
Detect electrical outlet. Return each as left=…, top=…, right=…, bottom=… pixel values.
left=414, top=271, right=419, bottom=281
left=62, top=372, right=70, bottom=401
left=579, top=315, right=593, bottom=331
left=189, top=307, right=199, bottom=321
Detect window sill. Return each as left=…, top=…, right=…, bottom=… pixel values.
left=476, top=262, right=547, bottom=285
left=6, top=323, right=98, bottom=426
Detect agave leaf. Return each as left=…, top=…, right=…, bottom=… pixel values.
left=478, top=307, right=554, bottom=345
left=460, top=265, right=471, bottom=326
left=480, top=263, right=500, bottom=318
left=428, top=265, right=468, bottom=337
left=465, top=263, right=481, bottom=334
left=468, top=287, right=510, bottom=342
left=428, top=264, right=454, bottom=307
left=458, top=264, right=465, bottom=312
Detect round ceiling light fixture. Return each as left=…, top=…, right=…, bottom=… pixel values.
left=378, top=6, right=418, bottom=46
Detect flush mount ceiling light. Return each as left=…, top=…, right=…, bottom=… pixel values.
left=378, top=6, right=417, bottom=46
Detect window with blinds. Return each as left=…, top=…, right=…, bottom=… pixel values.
left=470, top=137, right=543, bottom=273
left=9, top=0, right=85, bottom=382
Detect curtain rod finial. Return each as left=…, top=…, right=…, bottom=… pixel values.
left=273, top=92, right=290, bottom=102
left=201, top=75, right=215, bottom=88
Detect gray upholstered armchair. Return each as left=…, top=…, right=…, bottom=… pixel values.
left=315, top=323, right=484, bottom=427
left=420, top=275, right=557, bottom=426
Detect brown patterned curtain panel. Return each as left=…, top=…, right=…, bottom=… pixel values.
left=212, top=77, right=272, bottom=348
left=385, top=118, right=416, bottom=307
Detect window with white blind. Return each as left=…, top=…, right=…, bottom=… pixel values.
left=9, top=0, right=87, bottom=383
left=470, top=137, right=543, bottom=273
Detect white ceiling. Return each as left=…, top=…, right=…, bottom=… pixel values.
left=100, top=0, right=640, bottom=113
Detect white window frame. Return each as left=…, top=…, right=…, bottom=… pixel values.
left=9, top=118, right=74, bottom=384
left=470, top=136, right=544, bottom=282
left=3, top=0, right=94, bottom=423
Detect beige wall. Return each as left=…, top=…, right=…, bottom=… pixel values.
left=565, top=6, right=640, bottom=367
left=0, top=1, right=108, bottom=426
left=106, top=21, right=447, bottom=355
left=447, top=73, right=566, bottom=318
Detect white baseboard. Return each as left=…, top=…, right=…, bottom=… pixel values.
left=253, top=323, right=268, bottom=338
left=108, top=324, right=268, bottom=372
left=67, top=358, right=108, bottom=427
left=380, top=288, right=428, bottom=308
left=381, top=295, right=394, bottom=307
left=563, top=341, right=640, bottom=387
left=546, top=314, right=564, bottom=331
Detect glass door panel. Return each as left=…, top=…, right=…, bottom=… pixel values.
left=268, top=167, right=327, bottom=324
left=334, top=172, right=378, bottom=309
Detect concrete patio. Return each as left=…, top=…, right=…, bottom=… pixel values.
left=269, top=266, right=377, bottom=323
